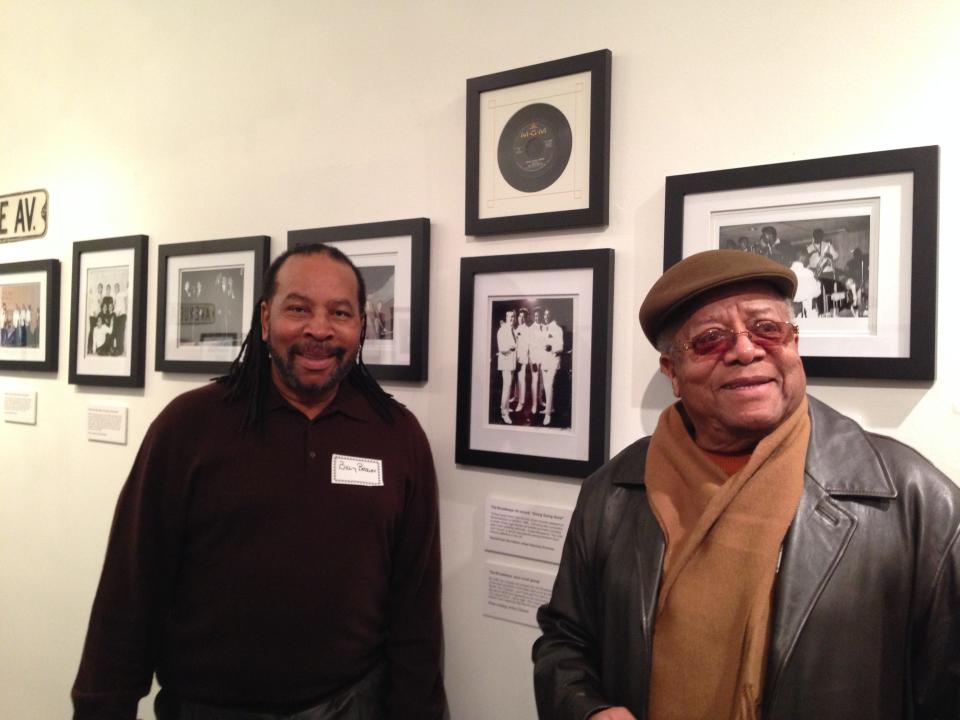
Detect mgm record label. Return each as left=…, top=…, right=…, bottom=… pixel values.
left=0, top=189, right=48, bottom=242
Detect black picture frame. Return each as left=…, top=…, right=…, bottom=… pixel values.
left=288, top=218, right=430, bottom=382
left=0, top=259, right=60, bottom=372
left=664, top=145, right=939, bottom=381
left=156, top=235, right=270, bottom=374
left=456, top=249, right=614, bottom=478
left=465, top=49, right=612, bottom=236
left=68, top=235, right=148, bottom=387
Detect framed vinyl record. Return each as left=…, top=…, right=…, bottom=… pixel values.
left=466, top=49, right=611, bottom=236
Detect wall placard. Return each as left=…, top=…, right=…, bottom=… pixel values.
left=86, top=405, right=128, bottom=445
left=484, top=497, right=572, bottom=564
left=3, top=390, right=37, bottom=424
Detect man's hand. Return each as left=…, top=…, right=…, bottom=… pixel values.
left=589, top=708, right=637, bottom=720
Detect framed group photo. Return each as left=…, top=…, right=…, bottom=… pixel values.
left=456, top=248, right=614, bottom=478
left=156, top=236, right=270, bottom=374
left=664, top=145, right=939, bottom=381
left=465, top=49, right=612, bottom=236
left=288, top=218, right=430, bottom=382
left=68, top=235, right=148, bottom=387
left=0, top=259, right=60, bottom=372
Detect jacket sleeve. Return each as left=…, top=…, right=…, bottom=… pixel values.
left=914, top=518, right=960, bottom=718
left=532, top=478, right=612, bottom=720
left=381, top=415, right=448, bottom=720
left=71, top=409, right=184, bottom=720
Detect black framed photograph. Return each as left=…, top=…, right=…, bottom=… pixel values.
left=664, top=145, right=939, bottom=381
left=288, top=218, right=430, bottom=382
left=465, top=49, right=612, bottom=236
left=456, top=249, right=614, bottom=478
left=68, top=235, right=148, bottom=387
left=0, top=259, right=60, bottom=372
left=156, top=235, right=270, bottom=374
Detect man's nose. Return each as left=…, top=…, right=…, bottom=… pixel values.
left=303, top=311, right=334, bottom=338
left=725, top=330, right=764, bottom=363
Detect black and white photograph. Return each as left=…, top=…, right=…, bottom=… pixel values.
left=83, top=267, right=130, bottom=358
left=360, top=265, right=395, bottom=341
left=487, top=297, right=573, bottom=430
left=718, top=216, right=871, bottom=320
left=288, top=218, right=429, bottom=382
left=69, top=235, right=147, bottom=387
left=456, top=249, right=613, bottom=478
left=664, top=145, right=938, bottom=380
left=466, top=50, right=611, bottom=235
left=156, top=236, right=269, bottom=375
left=176, top=266, right=245, bottom=347
left=0, top=259, right=60, bottom=372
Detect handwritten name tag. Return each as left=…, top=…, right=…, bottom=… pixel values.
left=331, top=454, right=383, bottom=487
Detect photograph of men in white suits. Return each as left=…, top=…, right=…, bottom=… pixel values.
left=495, top=309, right=517, bottom=424
left=513, top=308, right=532, bottom=412
left=540, top=306, right=564, bottom=426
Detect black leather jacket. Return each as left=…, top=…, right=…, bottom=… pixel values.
left=533, top=396, right=960, bottom=719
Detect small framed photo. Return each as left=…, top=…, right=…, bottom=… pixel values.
left=456, top=249, right=614, bottom=478
left=68, top=235, right=148, bottom=387
left=288, top=218, right=430, bottom=382
left=0, top=259, right=60, bottom=372
left=156, top=236, right=270, bottom=374
left=664, top=145, right=939, bottom=381
left=466, top=49, right=612, bottom=236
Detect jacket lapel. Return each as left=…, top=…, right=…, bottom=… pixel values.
left=764, top=396, right=896, bottom=703
left=763, top=478, right=856, bottom=698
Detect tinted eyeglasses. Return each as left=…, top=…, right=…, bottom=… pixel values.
left=677, top=318, right=799, bottom=356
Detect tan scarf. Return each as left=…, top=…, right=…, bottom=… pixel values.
left=645, top=397, right=809, bottom=720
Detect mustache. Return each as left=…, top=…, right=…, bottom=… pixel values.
left=288, top=340, right=347, bottom=358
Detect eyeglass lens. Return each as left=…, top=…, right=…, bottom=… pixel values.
left=689, top=320, right=794, bottom=356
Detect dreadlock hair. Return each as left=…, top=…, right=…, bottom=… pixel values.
left=217, top=242, right=398, bottom=429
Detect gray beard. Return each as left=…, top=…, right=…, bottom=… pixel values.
left=267, top=339, right=354, bottom=398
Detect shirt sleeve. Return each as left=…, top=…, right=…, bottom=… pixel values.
left=381, top=414, right=448, bottom=720
left=72, top=408, right=185, bottom=720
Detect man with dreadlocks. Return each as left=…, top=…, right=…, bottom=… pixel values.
left=73, top=245, right=447, bottom=720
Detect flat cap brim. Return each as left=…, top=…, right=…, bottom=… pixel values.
left=639, top=249, right=797, bottom=347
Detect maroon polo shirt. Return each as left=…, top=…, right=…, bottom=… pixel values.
left=72, top=380, right=445, bottom=719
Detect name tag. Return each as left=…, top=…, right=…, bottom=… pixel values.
left=331, top=454, right=383, bottom=487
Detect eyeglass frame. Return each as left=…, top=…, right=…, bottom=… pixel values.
left=674, top=318, right=800, bottom=357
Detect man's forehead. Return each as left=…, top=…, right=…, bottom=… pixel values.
left=275, top=254, right=358, bottom=294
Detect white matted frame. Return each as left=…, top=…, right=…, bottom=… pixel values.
left=288, top=218, right=429, bottom=382
left=664, top=146, right=939, bottom=381
left=0, top=259, right=60, bottom=372
left=68, top=235, right=148, bottom=387
left=456, top=249, right=613, bottom=478
left=466, top=50, right=611, bottom=236
left=156, top=236, right=269, bottom=374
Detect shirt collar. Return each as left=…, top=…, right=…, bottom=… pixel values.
left=266, top=376, right=376, bottom=423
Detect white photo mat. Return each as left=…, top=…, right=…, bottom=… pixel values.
left=478, top=70, right=591, bottom=220
left=470, top=267, right=593, bottom=462
left=0, top=269, right=48, bottom=362
left=327, top=235, right=412, bottom=367
left=163, top=249, right=257, bottom=363
left=74, top=247, right=135, bottom=377
left=682, top=172, right=912, bottom=358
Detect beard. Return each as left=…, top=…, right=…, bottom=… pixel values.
left=267, top=337, right=355, bottom=398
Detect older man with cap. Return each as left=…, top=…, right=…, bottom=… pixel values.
left=533, top=250, right=959, bottom=720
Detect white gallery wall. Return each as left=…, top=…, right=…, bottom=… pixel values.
left=1, top=1, right=959, bottom=718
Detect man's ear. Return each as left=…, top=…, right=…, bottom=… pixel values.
left=659, top=353, right=682, bottom=398
left=260, top=300, right=270, bottom=342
